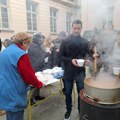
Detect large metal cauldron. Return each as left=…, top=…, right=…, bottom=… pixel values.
left=80, top=90, right=120, bottom=120
left=84, top=73, right=120, bottom=104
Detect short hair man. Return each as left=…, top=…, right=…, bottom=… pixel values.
left=60, top=20, right=91, bottom=120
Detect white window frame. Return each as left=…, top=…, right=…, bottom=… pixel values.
left=103, top=6, right=114, bottom=26
left=108, top=6, right=114, bottom=23
left=0, top=0, right=9, bottom=29
left=50, top=7, right=58, bottom=34
left=26, top=0, right=38, bottom=31
left=66, top=12, right=72, bottom=34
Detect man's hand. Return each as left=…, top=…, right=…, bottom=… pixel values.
left=93, top=53, right=99, bottom=59
left=72, top=59, right=79, bottom=67
left=72, top=59, right=90, bottom=67
left=84, top=60, right=89, bottom=66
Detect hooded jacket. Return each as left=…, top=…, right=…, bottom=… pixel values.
left=28, top=33, right=48, bottom=71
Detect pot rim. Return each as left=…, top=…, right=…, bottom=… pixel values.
left=83, top=92, right=120, bottom=105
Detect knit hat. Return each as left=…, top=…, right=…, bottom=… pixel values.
left=33, top=32, right=43, bottom=40
left=58, top=31, right=66, bottom=38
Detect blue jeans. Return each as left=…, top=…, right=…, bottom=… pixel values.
left=6, top=110, right=24, bottom=120
left=64, top=71, right=85, bottom=111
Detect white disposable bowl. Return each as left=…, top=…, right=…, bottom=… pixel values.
left=113, top=67, right=120, bottom=75
left=77, top=59, right=84, bottom=67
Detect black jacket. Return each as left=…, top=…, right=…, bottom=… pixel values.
left=47, top=47, right=61, bottom=68
left=60, top=35, right=91, bottom=78
left=28, top=33, right=48, bottom=72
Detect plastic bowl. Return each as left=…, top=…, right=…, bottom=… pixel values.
left=113, top=67, right=120, bottom=75
left=77, top=59, right=84, bottom=67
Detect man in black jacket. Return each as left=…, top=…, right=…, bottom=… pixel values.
left=60, top=20, right=91, bottom=120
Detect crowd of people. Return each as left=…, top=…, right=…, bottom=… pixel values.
left=0, top=19, right=120, bottom=120
left=0, top=29, right=67, bottom=120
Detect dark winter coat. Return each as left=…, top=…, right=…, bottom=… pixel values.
left=28, top=33, right=48, bottom=72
